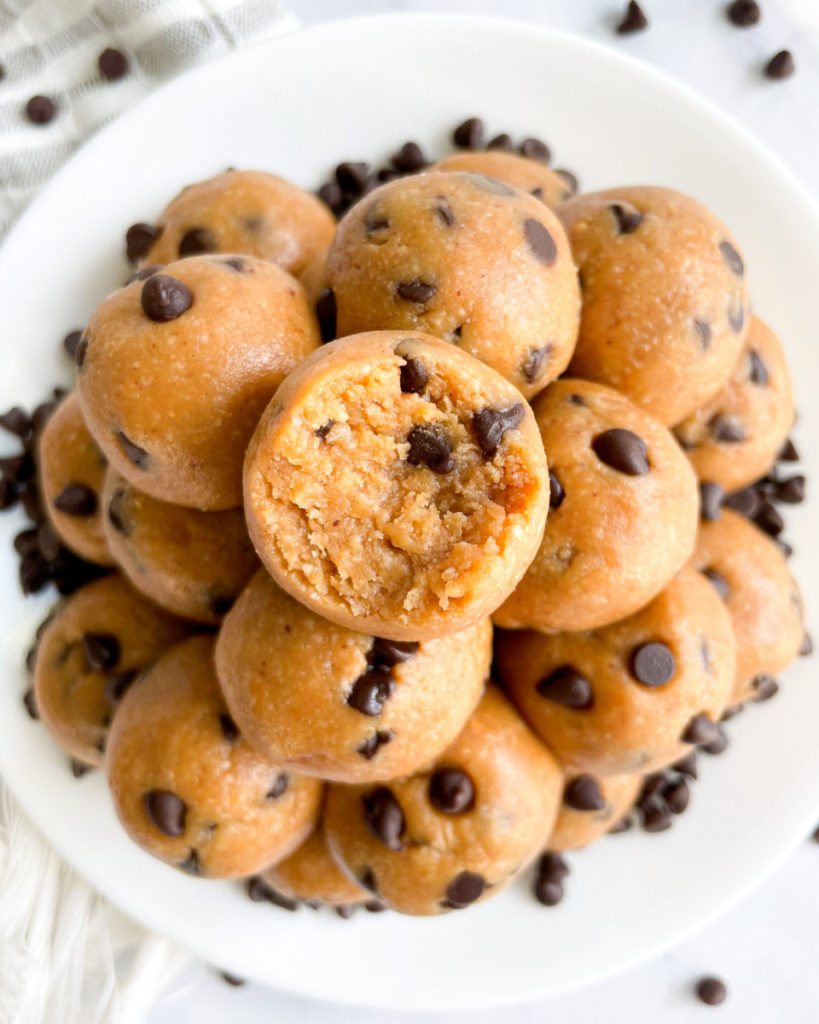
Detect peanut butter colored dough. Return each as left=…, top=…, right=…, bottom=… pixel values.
left=494, top=379, right=698, bottom=633
left=674, top=316, right=794, bottom=492
left=34, top=575, right=190, bottom=768
left=106, top=634, right=322, bottom=879
left=433, top=151, right=574, bottom=208
left=139, top=170, right=335, bottom=278
left=325, top=170, right=580, bottom=397
left=78, top=255, right=320, bottom=510
left=243, top=331, right=549, bottom=641
left=38, top=391, right=114, bottom=566
left=324, top=687, right=562, bottom=916
left=101, top=468, right=258, bottom=624
left=215, top=569, right=491, bottom=782
left=263, top=824, right=369, bottom=908
left=693, top=509, right=804, bottom=705
left=558, top=186, right=750, bottom=425
left=549, top=772, right=642, bottom=852
left=496, top=567, right=736, bottom=776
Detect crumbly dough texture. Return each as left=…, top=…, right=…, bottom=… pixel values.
left=106, top=635, right=322, bottom=879
left=674, top=316, right=794, bottom=492
left=323, top=687, right=562, bottom=916
left=496, top=567, right=736, bottom=776
left=433, top=151, right=574, bottom=208
left=243, top=331, right=549, bottom=641
left=102, top=468, right=258, bottom=624
left=140, top=170, right=335, bottom=278
left=549, top=772, right=642, bottom=851
left=693, top=509, right=803, bottom=704
left=38, top=392, right=114, bottom=566
left=494, top=379, right=698, bottom=632
left=215, top=569, right=491, bottom=782
left=325, top=170, right=580, bottom=397
left=34, top=574, right=190, bottom=767
left=263, top=824, right=369, bottom=907
left=78, top=255, right=320, bottom=510
left=558, top=186, right=750, bottom=425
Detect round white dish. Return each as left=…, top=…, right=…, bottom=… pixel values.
left=0, top=13, right=817, bottom=1012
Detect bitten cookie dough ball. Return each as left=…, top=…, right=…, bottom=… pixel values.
left=674, top=316, right=794, bottom=492
left=34, top=575, right=190, bottom=767
left=106, top=635, right=322, bottom=878
left=558, top=186, right=750, bottom=425
left=38, top=391, right=114, bottom=566
left=693, top=509, right=804, bottom=705
left=325, top=170, right=580, bottom=397
left=324, top=687, right=562, bottom=916
left=215, top=569, right=491, bottom=782
left=133, top=170, right=335, bottom=278
left=496, top=567, right=736, bottom=776
left=244, top=331, right=549, bottom=641
left=263, top=825, right=369, bottom=909
left=549, top=772, right=642, bottom=851
left=102, top=468, right=258, bottom=624
left=433, top=151, right=575, bottom=208
left=494, top=379, right=698, bottom=632
left=78, top=255, right=320, bottom=510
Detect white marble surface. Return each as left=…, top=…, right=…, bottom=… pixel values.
left=148, top=2, right=819, bottom=1021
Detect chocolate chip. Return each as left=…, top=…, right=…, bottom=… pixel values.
left=664, top=779, right=690, bottom=814
left=682, top=713, right=718, bottom=746
left=107, top=489, right=131, bottom=534
left=395, top=279, right=436, bottom=304
left=15, top=530, right=39, bottom=557
left=144, top=790, right=187, bottom=836
left=800, top=632, right=813, bottom=657
left=71, top=759, right=91, bottom=778
left=335, top=161, right=369, bottom=192
left=316, top=288, right=337, bottom=343
left=702, top=723, right=730, bottom=755
left=318, top=181, right=343, bottom=213
left=641, top=803, right=672, bottom=833
left=54, top=483, right=97, bottom=517
left=555, top=169, right=579, bottom=194
left=724, top=485, right=759, bottom=518
left=365, top=900, right=386, bottom=913
left=433, top=198, right=456, bottom=228
left=223, top=256, right=247, bottom=272
left=776, top=538, right=794, bottom=558
left=365, top=204, right=389, bottom=234
left=443, top=871, right=485, bottom=909
left=220, top=972, right=245, bottom=987
left=315, top=420, right=334, bottom=441
left=537, top=665, right=593, bottom=709
left=390, top=142, right=425, bottom=172
left=728, top=300, right=745, bottom=333
left=754, top=499, right=784, bottom=536
left=531, top=188, right=544, bottom=199
left=630, top=642, right=676, bottom=687
left=429, top=768, right=475, bottom=814
left=610, top=203, right=643, bottom=234
left=246, top=876, right=298, bottom=910
left=519, top=137, right=551, bottom=163
left=696, top=977, right=728, bottom=1006
left=674, top=751, right=698, bottom=779
left=719, top=240, right=744, bottom=276
left=693, top=319, right=712, bottom=350
left=778, top=438, right=800, bottom=462
left=25, top=95, right=57, bottom=125
left=453, top=117, right=485, bottom=149
left=1, top=453, right=33, bottom=485
left=406, top=424, right=454, bottom=473
left=347, top=669, right=395, bottom=717
left=548, top=470, right=565, bottom=509
left=747, top=348, right=769, bottom=385
left=357, top=730, right=393, bottom=759
left=334, top=904, right=355, bottom=920
left=399, top=357, right=428, bottom=394
left=266, top=773, right=289, bottom=800
left=0, top=479, right=16, bottom=512
left=765, top=50, right=795, bottom=79
left=0, top=406, right=30, bottom=437
left=115, top=430, right=149, bottom=470
left=751, top=674, right=779, bottom=702
left=523, top=344, right=552, bottom=384
left=23, top=688, right=39, bottom=720
left=609, top=817, right=633, bottom=834
left=38, top=523, right=60, bottom=562
left=141, top=274, right=193, bottom=321
left=369, top=637, right=419, bottom=668
left=179, top=850, right=201, bottom=876
left=219, top=713, right=239, bottom=741
left=702, top=567, right=729, bottom=601
left=538, top=852, right=570, bottom=882
left=472, top=404, right=524, bottom=458
left=564, top=775, right=606, bottom=811
left=362, top=787, right=405, bottom=850
left=82, top=632, right=120, bottom=672
left=616, top=0, right=648, bottom=33
left=727, top=0, right=760, bottom=26
left=775, top=475, right=805, bottom=503
left=72, top=336, right=89, bottom=369
left=534, top=877, right=564, bottom=906
left=523, top=218, right=558, bottom=265
left=358, top=867, right=378, bottom=893
left=125, top=223, right=161, bottom=263
left=209, top=593, right=234, bottom=616
left=487, top=133, right=513, bottom=151
left=98, top=48, right=129, bottom=80
left=592, top=429, right=649, bottom=475
left=104, top=668, right=138, bottom=706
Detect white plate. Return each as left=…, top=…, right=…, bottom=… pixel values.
left=1, top=13, right=817, bottom=1013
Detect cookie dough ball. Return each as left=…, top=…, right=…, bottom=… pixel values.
left=135, top=170, right=335, bottom=278
left=549, top=772, right=641, bottom=851
left=325, top=170, right=580, bottom=397
left=106, top=635, right=322, bottom=878
left=78, top=256, right=320, bottom=510
left=324, top=687, right=562, bottom=915
left=34, top=575, right=190, bottom=767
left=693, top=509, right=803, bottom=705
left=263, top=825, right=369, bottom=909
left=244, top=331, right=549, bottom=640
left=101, top=468, right=258, bottom=624
left=558, top=186, right=750, bottom=425
left=38, top=392, right=114, bottom=566
left=215, top=569, right=491, bottom=782
left=496, top=566, right=736, bottom=776
left=433, top=151, right=574, bottom=208
left=494, top=379, right=698, bottom=633
left=674, top=316, right=794, bottom=492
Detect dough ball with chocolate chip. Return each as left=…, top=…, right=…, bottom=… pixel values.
left=494, top=379, right=698, bottom=633
left=215, top=569, right=491, bottom=782
left=244, top=331, right=549, bottom=640
left=496, top=566, right=735, bottom=776
left=101, top=468, right=258, bottom=624
left=262, top=823, right=370, bottom=909
left=34, top=574, right=190, bottom=768
left=558, top=186, right=750, bottom=425
left=106, top=634, right=322, bottom=878
left=323, top=687, right=562, bottom=916
left=38, top=391, right=114, bottom=566
left=433, top=151, right=575, bottom=208
left=674, top=316, right=794, bottom=492
left=693, top=509, right=803, bottom=705
left=549, top=772, right=641, bottom=851
left=136, top=170, right=335, bottom=278
left=325, top=171, right=580, bottom=397
left=78, top=255, right=320, bottom=510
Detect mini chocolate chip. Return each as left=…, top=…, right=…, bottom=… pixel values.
left=537, top=665, right=593, bottom=708
left=433, top=198, right=455, bottom=228
left=54, top=483, right=97, bottom=517
left=98, top=48, right=129, bottom=80
left=429, top=768, right=475, bottom=814
left=209, top=593, right=234, bottom=616
left=395, top=279, right=436, bottom=304
left=0, top=406, right=31, bottom=437
left=0, top=479, right=16, bottom=512
left=531, top=188, right=544, bottom=199
left=453, top=117, right=485, bottom=149
left=82, top=632, right=120, bottom=672
left=765, top=50, right=795, bottom=79
left=702, top=724, right=729, bottom=754
left=664, top=779, right=690, bottom=814
left=38, top=523, right=60, bottom=562
left=534, top=877, right=564, bottom=906
left=555, top=168, right=579, bottom=194
left=674, top=751, right=698, bottom=779
left=778, top=438, right=800, bottom=462
left=144, top=790, right=187, bottom=836
left=71, top=759, right=91, bottom=778
left=564, top=775, right=606, bottom=811
left=724, top=485, right=759, bottom=518
left=335, top=904, right=355, bottom=920
left=728, top=300, right=745, bottom=332
left=776, top=538, right=793, bottom=558
left=365, top=900, right=386, bottom=913
left=549, top=470, right=565, bottom=509
left=104, top=668, right=138, bottom=705
left=775, top=475, right=805, bottom=503
left=592, top=429, right=649, bottom=475
left=219, top=713, right=239, bottom=741
left=754, top=499, right=784, bottom=536
left=523, top=344, right=552, bottom=383
left=220, top=972, right=245, bottom=987
left=519, top=137, right=551, bottom=163
left=747, top=348, right=769, bottom=385
left=335, top=161, right=369, bottom=192
left=800, top=632, right=813, bottom=657
left=472, top=404, right=525, bottom=458
left=107, top=489, right=131, bottom=534
left=487, top=133, right=513, bottom=151
left=25, top=95, right=57, bottom=125
left=23, top=688, right=39, bottom=720
left=719, top=240, right=744, bottom=276
left=74, top=337, right=89, bottom=368
left=539, top=852, right=570, bottom=882
left=617, top=0, right=648, bottom=33
left=318, top=181, right=343, bottom=213
left=362, top=787, right=405, bottom=850
left=365, top=203, right=389, bottom=234
left=358, top=867, right=378, bottom=893
left=751, top=674, right=779, bottom=702
left=609, top=817, right=633, bottom=834
left=316, top=288, right=337, bottom=343
left=125, top=223, right=161, bottom=263
left=369, top=637, right=419, bottom=668
left=727, top=0, right=760, bottom=26
left=61, top=330, right=83, bottom=361
left=1, top=453, right=33, bottom=485
left=682, top=713, right=718, bottom=746
left=702, top=567, right=729, bottom=601
left=179, top=850, right=201, bottom=876
left=141, top=274, right=193, bottom=321
left=115, top=430, right=149, bottom=470
left=357, top=730, right=393, bottom=759
left=641, top=803, right=671, bottom=833
left=223, top=256, right=246, bottom=272
left=267, top=773, right=289, bottom=800
left=444, top=871, right=485, bottom=909
left=611, top=203, right=643, bottom=234
left=247, top=876, right=297, bottom=909
left=347, top=669, right=395, bottom=717
left=630, top=642, right=676, bottom=687
left=391, top=141, right=426, bottom=172
left=696, top=976, right=728, bottom=1006
left=399, top=357, right=428, bottom=394
left=406, top=424, right=454, bottom=473
left=693, top=319, right=712, bottom=350
left=523, top=218, right=557, bottom=265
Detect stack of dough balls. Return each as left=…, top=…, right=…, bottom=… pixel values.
left=29, top=156, right=805, bottom=917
